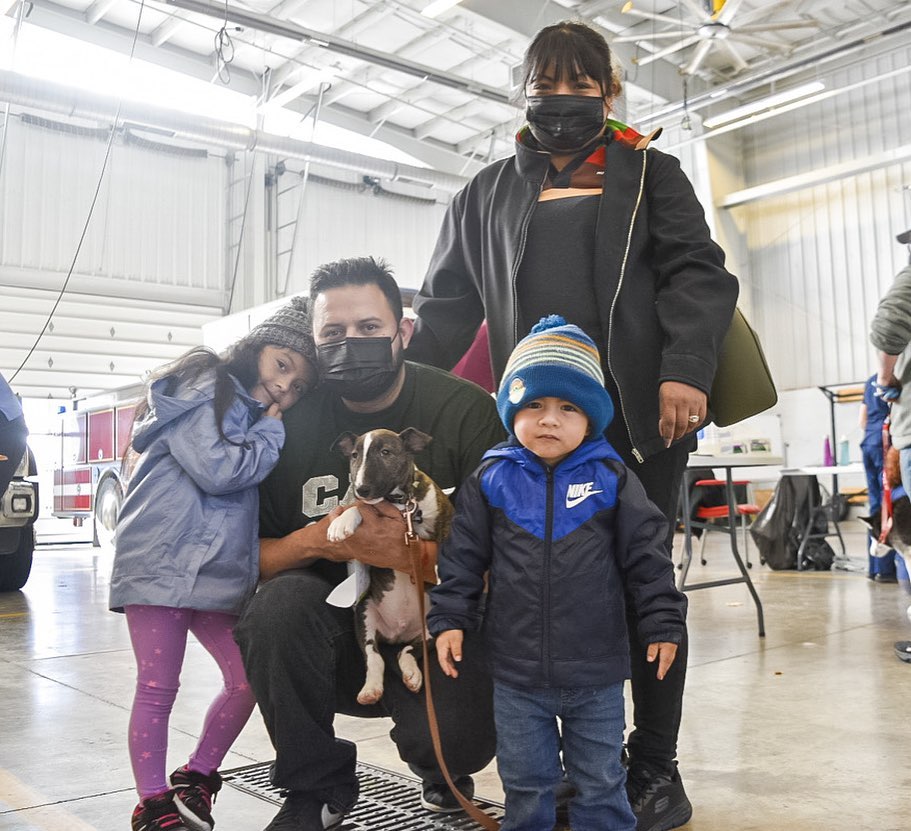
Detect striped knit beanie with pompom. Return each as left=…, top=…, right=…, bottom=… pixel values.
left=496, top=314, right=614, bottom=438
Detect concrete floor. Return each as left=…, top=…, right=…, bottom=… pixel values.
left=1, top=526, right=910, bottom=831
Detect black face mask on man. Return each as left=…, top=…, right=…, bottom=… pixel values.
left=525, top=94, right=606, bottom=154
left=317, top=335, right=403, bottom=402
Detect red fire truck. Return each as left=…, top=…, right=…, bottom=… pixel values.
left=53, top=384, right=143, bottom=545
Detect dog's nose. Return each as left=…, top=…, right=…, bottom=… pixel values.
left=355, top=485, right=374, bottom=499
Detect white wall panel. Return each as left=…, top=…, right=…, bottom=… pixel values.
left=734, top=42, right=911, bottom=391
left=273, top=169, right=447, bottom=296
left=0, top=113, right=228, bottom=399
left=0, top=114, right=227, bottom=296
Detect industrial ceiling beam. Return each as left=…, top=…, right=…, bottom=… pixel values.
left=162, top=0, right=511, bottom=105
left=20, top=0, right=483, bottom=176
left=0, top=68, right=471, bottom=193
left=461, top=0, right=679, bottom=105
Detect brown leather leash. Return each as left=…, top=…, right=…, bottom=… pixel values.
left=403, top=502, right=500, bottom=831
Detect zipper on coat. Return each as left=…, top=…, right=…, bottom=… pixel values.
left=510, top=174, right=547, bottom=346
left=542, top=466, right=554, bottom=686
left=604, top=151, right=648, bottom=464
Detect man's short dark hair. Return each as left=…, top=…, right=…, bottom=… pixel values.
left=308, top=256, right=403, bottom=322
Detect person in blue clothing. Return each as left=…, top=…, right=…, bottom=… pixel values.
left=429, top=316, right=687, bottom=831
left=859, top=373, right=898, bottom=581
left=109, top=297, right=316, bottom=831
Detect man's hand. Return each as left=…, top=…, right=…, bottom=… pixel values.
left=646, top=641, right=678, bottom=680
left=659, top=381, right=707, bottom=447
left=435, top=630, right=464, bottom=678
left=318, top=500, right=415, bottom=571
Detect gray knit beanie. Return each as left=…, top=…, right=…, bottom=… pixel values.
left=242, top=296, right=314, bottom=360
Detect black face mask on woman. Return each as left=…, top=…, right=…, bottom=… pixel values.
left=525, top=94, right=606, bottom=154
left=316, top=335, right=403, bottom=402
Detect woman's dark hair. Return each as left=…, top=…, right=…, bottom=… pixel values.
left=521, top=21, right=622, bottom=99
left=131, top=339, right=264, bottom=448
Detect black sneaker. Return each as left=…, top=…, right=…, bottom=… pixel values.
left=626, top=763, right=692, bottom=831
left=132, top=791, right=190, bottom=831
left=169, top=766, right=222, bottom=831
left=895, top=641, right=911, bottom=663
left=264, top=791, right=347, bottom=831
left=420, top=775, right=475, bottom=813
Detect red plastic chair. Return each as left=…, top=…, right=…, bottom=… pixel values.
left=693, top=479, right=760, bottom=568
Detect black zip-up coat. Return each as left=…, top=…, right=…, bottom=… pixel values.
left=408, top=133, right=739, bottom=462
left=428, top=437, right=687, bottom=689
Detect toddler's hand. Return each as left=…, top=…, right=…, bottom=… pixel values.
left=264, top=403, right=283, bottom=420
left=435, top=630, right=464, bottom=678
left=646, top=641, right=678, bottom=680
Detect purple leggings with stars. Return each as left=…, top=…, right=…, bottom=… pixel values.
left=125, top=604, right=256, bottom=800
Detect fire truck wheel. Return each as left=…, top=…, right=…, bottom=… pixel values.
left=0, top=526, right=34, bottom=592
left=93, top=476, right=122, bottom=549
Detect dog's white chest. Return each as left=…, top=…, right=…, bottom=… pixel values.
left=371, top=573, right=426, bottom=642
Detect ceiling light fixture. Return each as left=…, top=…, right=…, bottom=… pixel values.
left=703, top=81, right=825, bottom=128
left=422, top=0, right=463, bottom=19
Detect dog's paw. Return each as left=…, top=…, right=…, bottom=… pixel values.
left=398, top=649, right=423, bottom=693
left=357, top=684, right=384, bottom=705
left=402, top=666, right=423, bottom=693
left=327, top=507, right=362, bottom=542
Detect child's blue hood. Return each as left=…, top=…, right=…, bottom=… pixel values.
left=131, top=371, right=261, bottom=453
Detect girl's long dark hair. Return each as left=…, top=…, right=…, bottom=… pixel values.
left=131, top=340, right=261, bottom=448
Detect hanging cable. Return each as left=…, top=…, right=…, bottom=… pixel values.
left=223, top=145, right=258, bottom=315
left=214, top=0, right=236, bottom=85
left=681, top=75, right=693, bottom=131
left=7, top=0, right=148, bottom=386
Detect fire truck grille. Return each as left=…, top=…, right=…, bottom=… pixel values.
left=223, top=761, right=504, bottom=830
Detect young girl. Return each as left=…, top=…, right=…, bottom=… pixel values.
left=109, top=297, right=315, bottom=831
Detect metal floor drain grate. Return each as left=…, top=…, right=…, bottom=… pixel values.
left=223, top=761, right=504, bottom=830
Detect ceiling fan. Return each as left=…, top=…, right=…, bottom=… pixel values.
left=615, top=0, right=819, bottom=77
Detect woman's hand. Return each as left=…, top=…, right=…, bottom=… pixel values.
left=646, top=641, right=678, bottom=680
left=435, top=630, right=464, bottom=678
left=658, top=381, right=707, bottom=447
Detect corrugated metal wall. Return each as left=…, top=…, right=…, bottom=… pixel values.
left=271, top=164, right=447, bottom=296
left=734, top=43, right=911, bottom=391
left=0, top=111, right=452, bottom=399
left=0, top=114, right=227, bottom=293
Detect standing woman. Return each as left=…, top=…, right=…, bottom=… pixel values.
left=407, top=20, right=738, bottom=831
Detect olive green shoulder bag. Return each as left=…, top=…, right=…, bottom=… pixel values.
left=709, top=308, right=778, bottom=428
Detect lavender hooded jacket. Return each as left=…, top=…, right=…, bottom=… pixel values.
left=109, top=370, right=284, bottom=615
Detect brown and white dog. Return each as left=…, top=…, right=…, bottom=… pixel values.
left=327, top=428, right=453, bottom=705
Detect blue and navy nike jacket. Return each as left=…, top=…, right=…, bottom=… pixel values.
left=428, top=436, right=687, bottom=689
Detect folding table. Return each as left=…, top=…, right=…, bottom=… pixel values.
left=678, top=453, right=783, bottom=637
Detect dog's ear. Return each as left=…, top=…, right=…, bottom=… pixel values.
left=399, top=427, right=432, bottom=454
left=331, top=431, right=360, bottom=457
